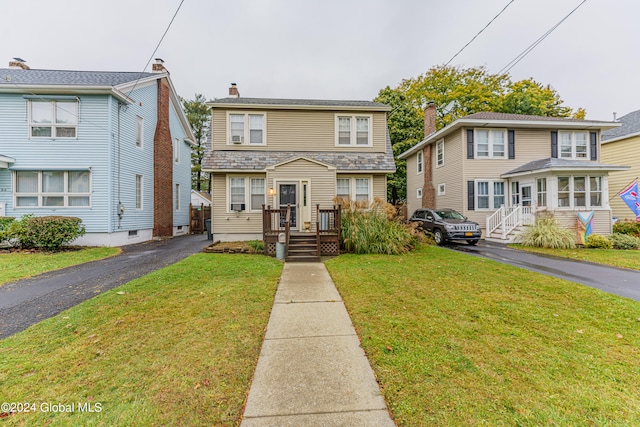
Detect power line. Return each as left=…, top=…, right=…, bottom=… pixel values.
left=444, top=0, right=517, bottom=67
left=498, top=0, right=587, bottom=75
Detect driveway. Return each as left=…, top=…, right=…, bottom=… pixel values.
left=449, top=240, right=640, bottom=302
left=0, top=234, right=212, bottom=339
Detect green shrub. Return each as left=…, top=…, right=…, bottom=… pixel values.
left=0, top=217, right=15, bottom=241
left=6, top=215, right=86, bottom=251
left=613, top=219, right=640, bottom=237
left=609, top=233, right=640, bottom=250
left=248, top=240, right=264, bottom=252
left=584, top=234, right=613, bottom=249
left=339, top=198, right=418, bottom=255
left=516, top=213, right=576, bottom=249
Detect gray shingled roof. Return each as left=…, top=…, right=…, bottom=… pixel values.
left=465, top=112, right=605, bottom=124
left=502, top=157, right=627, bottom=177
left=0, top=68, right=155, bottom=87
left=209, top=97, right=390, bottom=110
left=601, top=109, right=640, bottom=141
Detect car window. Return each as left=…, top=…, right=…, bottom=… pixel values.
left=436, top=210, right=465, bottom=220
left=412, top=210, right=425, bottom=220
left=426, top=212, right=434, bottom=220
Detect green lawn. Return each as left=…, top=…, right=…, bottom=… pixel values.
left=0, top=247, right=120, bottom=286
left=325, top=245, right=640, bottom=426
left=511, top=244, right=640, bottom=271
left=0, top=253, right=282, bottom=426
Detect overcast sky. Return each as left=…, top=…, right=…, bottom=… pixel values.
left=2, top=0, right=637, bottom=120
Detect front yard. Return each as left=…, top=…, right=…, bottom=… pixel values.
left=326, top=245, right=640, bottom=426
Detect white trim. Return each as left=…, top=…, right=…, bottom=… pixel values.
left=474, top=128, right=507, bottom=159
left=436, top=139, right=444, bottom=167
left=474, top=179, right=506, bottom=210
left=437, top=183, right=446, bottom=196
left=335, top=175, right=373, bottom=203
left=28, top=99, right=79, bottom=139
left=558, top=130, right=589, bottom=160
left=334, top=114, right=373, bottom=147
left=226, top=174, right=266, bottom=213
left=13, top=170, right=92, bottom=209
left=417, top=188, right=423, bottom=199
left=135, top=174, right=143, bottom=210
left=226, top=111, right=267, bottom=146
left=556, top=174, right=604, bottom=209
left=417, top=150, right=423, bottom=174
left=135, top=115, right=144, bottom=148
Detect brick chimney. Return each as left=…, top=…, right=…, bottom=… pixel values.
left=229, top=83, right=240, bottom=98
left=152, top=58, right=168, bottom=73
left=422, top=102, right=437, bottom=208
left=9, top=58, right=29, bottom=70
left=153, top=76, right=174, bottom=237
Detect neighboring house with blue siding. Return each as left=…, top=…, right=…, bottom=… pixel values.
left=0, top=59, right=195, bottom=246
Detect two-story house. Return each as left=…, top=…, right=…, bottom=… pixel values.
left=202, top=84, right=395, bottom=259
left=0, top=59, right=195, bottom=246
left=601, top=109, right=640, bottom=221
left=399, top=104, right=626, bottom=242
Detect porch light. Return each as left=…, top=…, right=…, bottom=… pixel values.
left=267, top=188, right=276, bottom=196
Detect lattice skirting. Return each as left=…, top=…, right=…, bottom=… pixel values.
left=320, top=241, right=339, bottom=256
left=266, top=242, right=277, bottom=256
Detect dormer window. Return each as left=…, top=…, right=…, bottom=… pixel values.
left=228, top=113, right=265, bottom=145
left=335, top=115, right=372, bottom=146
left=30, top=100, right=78, bottom=138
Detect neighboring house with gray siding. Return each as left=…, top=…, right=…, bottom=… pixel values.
left=400, top=105, right=626, bottom=242
left=202, top=84, right=395, bottom=253
left=0, top=59, right=195, bottom=246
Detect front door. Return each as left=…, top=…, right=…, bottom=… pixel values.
left=521, top=185, right=532, bottom=207
left=279, top=183, right=297, bottom=228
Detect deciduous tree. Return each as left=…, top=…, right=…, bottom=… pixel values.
left=182, top=94, right=210, bottom=192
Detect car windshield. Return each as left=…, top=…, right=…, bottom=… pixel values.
left=435, top=210, right=466, bottom=220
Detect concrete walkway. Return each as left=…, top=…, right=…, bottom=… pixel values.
left=241, top=262, right=395, bottom=426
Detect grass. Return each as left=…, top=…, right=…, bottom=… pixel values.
left=512, top=244, right=640, bottom=271
left=0, top=247, right=121, bottom=286
left=325, top=245, right=640, bottom=426
left=0, top=253, right=282, bottom=426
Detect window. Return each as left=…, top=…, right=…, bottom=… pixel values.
left=557, top=176, right=602, bottom=208
left=229, top=177, right=245, bottom=211
left=537, top=178, right=547, bottom=207
left=436, top=140, right=444, bottom=167
left=228, top=113, right=265, bottom=145
left=417, top=188, right=423, bottom=199
left=250, top=178, right=265, bottom=210
left=175, top=183, right=181, bottom=211
left=475, top=129, right=506, bottom=158
left=335, top=177, right=371, bottom=203
left=135, top=174, right=143, bottom=209
left=174, top=138, right=180, bottom=163
left=417, top=151, right=423, bottom=174
left=136, top=116, right=143, bottom=147
left=559, top=131, right=588, bottom=159
left=475, top=180, right=505, bottom=210
left=437, top=183, right=446, bottom=196
left=511, top=182, right=520, bottom=205
left=335, top=115, right=371, bottom=146
left=30, top=100, right=78, bottom=138
left=15, top=170, right=90, bottom=207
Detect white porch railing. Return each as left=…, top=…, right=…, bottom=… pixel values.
left=486, top=204, right=535, bottom=240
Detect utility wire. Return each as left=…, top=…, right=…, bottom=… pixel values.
left=498, top=0, right=587, bottom=75
left=444, top=0, right=517, bottom=67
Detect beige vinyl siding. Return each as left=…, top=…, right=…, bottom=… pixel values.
left=554, top=209, right=612, bottom=236
left=211, top=109, right=387, bottom=153
left=211, top=173, right=264, bottom=236
left=601, top=136, right=639, bottom=220
left=372, top=174, right=387, bottom=200
left=434, top=129, right=464, bottom=212
left=405, top=153, right=422, bottom=216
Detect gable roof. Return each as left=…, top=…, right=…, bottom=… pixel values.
left=208, top=97, right=391, bottom=111
left=601, top=109, right=640, bottom=143
left=501, top=157, right=629, bottom=178
left=399, top=112, right=620, bottom=159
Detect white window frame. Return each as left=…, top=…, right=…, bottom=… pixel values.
left=175, top=183, right=181, bottom=211
left=227, top=112, right=266, bottom=145
left=537, top=178, right=547, bottom=207
left=135, top=174, right=143, bottom=210
left=437, top=183, right=446, bottom=196
left=417, top=150, right=423, bottom=174
left=14, top=170, right=91, bottom=208
left=557, top=175, right=602, bottom=209
left=335, top=176, right=372, bottom=203
left=174, top=138, right=180, bottom=163
left=227, top=176, right=266, bottom=213
left=474, top=129, right=507, bottom=159
left=558, top=131, right=589, bottom=159
left=250, top=178, right=266, bottom=211
left=334, top=114, right=373, bottom=147
left=29, top=100, right=79, bottom=139
left=436, top=139, right=444, bottom=167
left=475, top=179, right=506, bottom=210
left=135, top=115, right=144, bottom=148
left=417, top=188, right=423, bottom=199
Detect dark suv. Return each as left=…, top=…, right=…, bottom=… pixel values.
left=409, top=208, right=482, bottom=245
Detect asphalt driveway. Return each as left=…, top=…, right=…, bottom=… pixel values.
left=0, top=234, right=211, bottom=339
left=450, top=240, right=640, bottom=302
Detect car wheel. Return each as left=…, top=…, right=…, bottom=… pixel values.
left=467, top=240, right=478, bottom=246
left=433, top=229, right=445, bottom=246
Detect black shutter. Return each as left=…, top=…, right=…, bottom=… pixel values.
left=467, top=180, right=475, bottom=210
left=590, top=132, right=597, bottom=161
left=551, top=131, right=558, bottom=158
left=508, top=130, right=515, bottom=159
left=467, top=129, right=474, bottom=159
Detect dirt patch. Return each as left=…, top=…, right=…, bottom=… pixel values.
left=203, top=241, right=262, bottom=254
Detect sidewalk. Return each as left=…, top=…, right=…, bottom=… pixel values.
left=241, top=262, right=395, bottom=426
